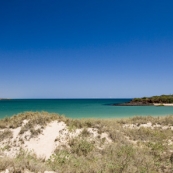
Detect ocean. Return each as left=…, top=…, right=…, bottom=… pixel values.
left=0, top=99, right=173, bottom=119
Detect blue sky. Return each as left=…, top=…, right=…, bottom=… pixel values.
left=0, top=0, right=173, bottom=98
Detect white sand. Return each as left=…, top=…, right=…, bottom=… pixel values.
left=154, top=103, right=173, bottom=106
left=24, top=121, right=66, bottom=159
left=123, top=122, right=173, bottom=130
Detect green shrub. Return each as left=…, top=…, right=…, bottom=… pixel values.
left=69, top=138, right=94, bottom=156
left=0, top=129, right=12, bottom=142
left=80, top=128, right=90, bottom=137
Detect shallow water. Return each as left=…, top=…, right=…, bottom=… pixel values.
left=0, top=99, right=173, bottom=119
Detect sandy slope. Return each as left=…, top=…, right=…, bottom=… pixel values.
left=0, top=120, right=111, bottom=160
left=24, top=121, right=66, bottom=159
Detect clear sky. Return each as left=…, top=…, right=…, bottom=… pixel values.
left=0, top=0, right=173, bottom=98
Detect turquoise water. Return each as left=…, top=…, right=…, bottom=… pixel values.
left=0, top=99, right=173, bottom=119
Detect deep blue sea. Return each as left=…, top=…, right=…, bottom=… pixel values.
left=0, top=99, right=173, bottom=119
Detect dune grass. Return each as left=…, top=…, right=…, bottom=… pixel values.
left=0, top=112, right=173, bottom=172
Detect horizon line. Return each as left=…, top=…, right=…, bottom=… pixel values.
left=1, top=97, right=134, bottom=99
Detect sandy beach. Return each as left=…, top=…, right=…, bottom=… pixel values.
left=154, top=103, right=173, bottom=106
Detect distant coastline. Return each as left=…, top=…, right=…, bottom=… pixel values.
left=0, top=98, right=11, bottom=100
left=113, top=94, right=173, bottom=106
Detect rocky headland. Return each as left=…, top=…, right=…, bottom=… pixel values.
left=113, top=94, right=173, bottom=106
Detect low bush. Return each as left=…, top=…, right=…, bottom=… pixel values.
left=0, top=129, right=12, bottom=142
left=69, top=138, right=94, bottom=156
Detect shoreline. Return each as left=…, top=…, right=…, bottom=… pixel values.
left=154, top=103, right=173, bottom=106
left=113, top=102, right=173, bottom=106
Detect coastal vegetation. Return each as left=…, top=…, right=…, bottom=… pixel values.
left=0, top=112, right=173, bottom=172
left=133, top=94, right=173, bottom=104
left=114, top=94, right=173, bottom=106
